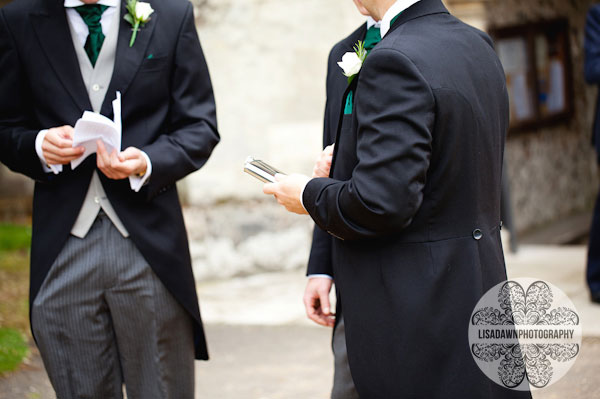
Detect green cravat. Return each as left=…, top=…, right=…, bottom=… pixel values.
left=344, top=26, right=382, bottom=115
left=363, top=26, right=382, bottom=53
left=74, top=4, right=109, bottom=67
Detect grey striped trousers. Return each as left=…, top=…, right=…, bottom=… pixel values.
left=32, top=213, right=195, bottom=399
left=331, top=316, right=359, bottom=399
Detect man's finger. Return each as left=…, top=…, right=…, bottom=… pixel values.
left=318, top=288, right=331, bottom=316
left=97, top=140, right=112, bottom=166
left=42, top=141, right=65, bottom=156
left=263, top=183, right=277, bottom=195
left=46, top=132, right=73, bottom=149
left=58, top=126, right=75, bottom=140
left=43, top=143, right=83, bottom=163
left=274, top=173, right=286, bottom=182
left=305, top=297, right=329, bottom=327
left=111, top=160, right=138, bottom=176
left=119, top=147, right=141, bottom=161
left=110, top=150, right=121, bottom=169
left=56, top=146, right=84, bottom=158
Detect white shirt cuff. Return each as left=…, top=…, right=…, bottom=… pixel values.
left=35, top=130, right=63, bottom=175
left=300, top=178, right=311, bottom=212
left=128, top=151, right=152, bottom=192
left=308, top=274, right=333, bottom=280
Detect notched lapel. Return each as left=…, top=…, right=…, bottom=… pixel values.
left=330, top=78, right=359, bottom=177
left=101, top=2, right=157, bottom=116
left=29, top=3, right=92, bottom=114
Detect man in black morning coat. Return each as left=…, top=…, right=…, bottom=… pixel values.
left=0, top=0, right=218, bottom=396
left=265, top=0, right=532, bottom=397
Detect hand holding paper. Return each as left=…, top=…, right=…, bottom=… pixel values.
left=71, top=92, right=122, bottom=170
left=96, top=140, right=147, bottom=180
left=41, top=126, right=85, bottom=166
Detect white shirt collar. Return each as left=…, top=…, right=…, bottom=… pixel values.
left=366, top=17, right=381, bottom=30
left=64, top=0, right=119, bottom=8
left=380, top=0, right=421, bottom=38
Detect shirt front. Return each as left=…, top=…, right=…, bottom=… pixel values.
left=35, top=0, right=151, bottom=192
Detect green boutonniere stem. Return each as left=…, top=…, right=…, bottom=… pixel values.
left=130, top=20, right=140, bottom=48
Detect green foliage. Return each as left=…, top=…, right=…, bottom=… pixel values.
left=125, top=0, right=137, bottom=18
left=0, top=328, right=29, bottom=375
left=0, top=224, right=31, bottom=252
left=0, top=224, right=31, bottom=373
left=353, top=40, right=367, bottom=63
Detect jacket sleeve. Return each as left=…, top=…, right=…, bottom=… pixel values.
left=302, top=48, right=434, bottom=241
left=585, top=6, right=600, bottom=84
left=142, top=3, right=219, bottom=199
left=0, top=9, right=50, bottom=183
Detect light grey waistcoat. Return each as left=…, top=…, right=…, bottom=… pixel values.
left=67, top=7, right=129, bottom=238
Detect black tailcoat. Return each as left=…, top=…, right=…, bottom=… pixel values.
left=303, top=1, right=531, bottom=397
left=0, top=0, right=219, bottom=360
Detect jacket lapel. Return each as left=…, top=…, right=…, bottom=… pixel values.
left=29, top=1, right=92, bottom=114
left=329, top=24, right=368, bottom=176
left=101, top=1, right=157, bottom=117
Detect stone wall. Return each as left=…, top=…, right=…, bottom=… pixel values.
left=484, top=0, right=599, bottom=233
left=186, top=0, right=364, bottom=205
left=183, top=0, right=365, bottom=279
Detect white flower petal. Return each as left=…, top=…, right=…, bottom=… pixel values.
left=338, top=52, right=363, bottom=77
left=135, top=2, right=154, bottom=22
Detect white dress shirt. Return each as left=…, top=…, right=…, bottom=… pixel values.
left=366, top=16, right=381, bottom=30
left=35, top=0, right=151, bottom=192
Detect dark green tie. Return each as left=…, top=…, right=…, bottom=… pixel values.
left=344, top=26, right=382, bottom=115
left=74, top=4, right=109, bottom=67
left=364, top=26, right=382, bottom=53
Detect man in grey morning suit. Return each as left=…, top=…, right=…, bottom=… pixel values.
left=0, top=0, right=219, bottom=397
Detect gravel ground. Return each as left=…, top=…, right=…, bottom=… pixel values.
left=2, top=244, right=599, bottom=398
left=0, top=324, right=333, bottom=399
left=1, top=328, right=599, bottom=399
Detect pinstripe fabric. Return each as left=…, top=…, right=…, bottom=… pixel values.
left=331, top=317, right=359, bottom=399
left=31, top=213, right=195, bottom=399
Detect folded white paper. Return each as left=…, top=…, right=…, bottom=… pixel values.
left=71, top=92, right=122, bottom=170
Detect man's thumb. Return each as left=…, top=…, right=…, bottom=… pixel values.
left=319, top=291, right=331, bottom=315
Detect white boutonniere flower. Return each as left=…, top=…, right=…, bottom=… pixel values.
left=338, top=41, right=367, bottom=84
left=124, top=0, right=155, bottom=48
